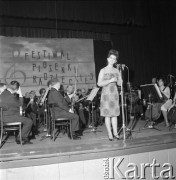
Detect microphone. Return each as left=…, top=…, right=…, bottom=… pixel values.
left=115, top=64, right=127, bottom=70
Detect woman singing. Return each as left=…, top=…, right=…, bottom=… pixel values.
left=97, top=49, right=122, bottom=141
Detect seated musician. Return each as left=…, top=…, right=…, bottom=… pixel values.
left=37, top=88, right=46, bottom=120
left=23, top=90, right=39, bottom=138
left=158, top=78, right=171, bottom=127
left=38, top=88, right=46, bottom=102
left=67, top=86, right=87, bottom=131
left=65, top=85, right=84, bottom=129
left=64, top=85, right=79, bottom=109
left=78, top=88, right=90, bottom=127
left=76, top=89, right=82, bottom=99
left=0, top=81, right=33, bottom=144
left=168, top=92, right=176, bottom=128
left=47, top=78, right=81, bottom=139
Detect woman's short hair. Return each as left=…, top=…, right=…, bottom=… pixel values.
left=107, top=49, right=119, bottom=58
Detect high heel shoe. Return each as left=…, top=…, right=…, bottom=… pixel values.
left=166, top=122, right=170, bottom=127
left=113, top=135, right=120, bottom=140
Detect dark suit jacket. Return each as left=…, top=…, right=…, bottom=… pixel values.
left=48, top=88, right=69, bottom=112
left=0, top=90, right=23, bottom=116
left=64, top=94, right=72, bottom=107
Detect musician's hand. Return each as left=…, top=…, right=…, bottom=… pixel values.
left=74, top=95, right=79, bottom=101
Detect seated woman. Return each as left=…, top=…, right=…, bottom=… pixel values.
left=158, top=78, right=172, bottom=127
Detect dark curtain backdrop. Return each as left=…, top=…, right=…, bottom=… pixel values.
left=0, top=0, right=175, bottom=87
left=93, top=40, right=112, bottom=82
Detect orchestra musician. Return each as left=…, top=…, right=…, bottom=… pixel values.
left=37, top=88, right=46, bottom=121
left=76, top=89, right=82, bottom=99
left=158, top=78, right=171, bottom=127
left=64, top=85, right=79, bottom=112
left=47, top=78, right=81, bottom=139
left=0, top=81, right=33, bottom=144
left=65, top=85, right=86, bottom=132
left=77, top=88, right=90, bottom=128
left=38, top=88, right=46, bottom=103
left=167, top=91, right=176, bottom=128
left=23, top=90, right=39, bottom=138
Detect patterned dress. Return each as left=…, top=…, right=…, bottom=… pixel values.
left=100, top=67, right=120, bottom=117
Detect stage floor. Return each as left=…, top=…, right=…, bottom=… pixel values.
left=1, top=117, right=176, bottom=168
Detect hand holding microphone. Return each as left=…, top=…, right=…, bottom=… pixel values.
left=115, top=63, right=127, bottom=70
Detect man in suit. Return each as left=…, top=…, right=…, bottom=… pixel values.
left=0, top=81, right=33, bottom=144
left=47, top=79, right=81, bottom=139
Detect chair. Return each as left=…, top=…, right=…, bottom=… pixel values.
left=0, top=107, right=23, bottom=147
left=49, top=104, right=73, bottom=141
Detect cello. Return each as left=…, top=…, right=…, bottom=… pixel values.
left=145, top=82, right=170, bottom=121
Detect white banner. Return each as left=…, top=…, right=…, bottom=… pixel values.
left=0, top=37, right=96, bottom=95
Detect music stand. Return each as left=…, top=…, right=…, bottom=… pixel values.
left=86, top=87, right=100, bottom=133
left=140, top=84, right=162, bottom=131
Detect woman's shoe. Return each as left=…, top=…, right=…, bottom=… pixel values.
left=109, top=138, right=114, bottom=141
left=113, top=135, right=120, bottom=140
left=166, top=122, right=170, bottom=127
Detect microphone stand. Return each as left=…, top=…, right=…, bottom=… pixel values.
left=118, top=66, right=126, bottom=141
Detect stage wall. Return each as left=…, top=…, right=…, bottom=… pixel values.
left=0, top=148, right=176, bottom=180
left=0, top=36, right=96, bottom=95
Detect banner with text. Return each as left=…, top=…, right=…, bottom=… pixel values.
left=0, top=36, right=96, bottom=95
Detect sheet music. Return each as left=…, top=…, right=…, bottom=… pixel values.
left=140, top=83, right=163, bottom=102
left=87, top=87, right=99, bottom=101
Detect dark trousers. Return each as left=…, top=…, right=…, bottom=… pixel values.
left=78, top=109, right=86, bottom=125
left=4, top=115, right=33, bottom=138
left=27, top=112, right=39, bottom=135
left=55, top=110, right=79, bottom=132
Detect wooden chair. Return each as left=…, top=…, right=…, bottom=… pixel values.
left=49, top=104, right=73, bottom=141
left=0, top=107, right=23, bottom=148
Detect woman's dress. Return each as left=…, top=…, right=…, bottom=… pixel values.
left=100, top=67, right=120, bottom=117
